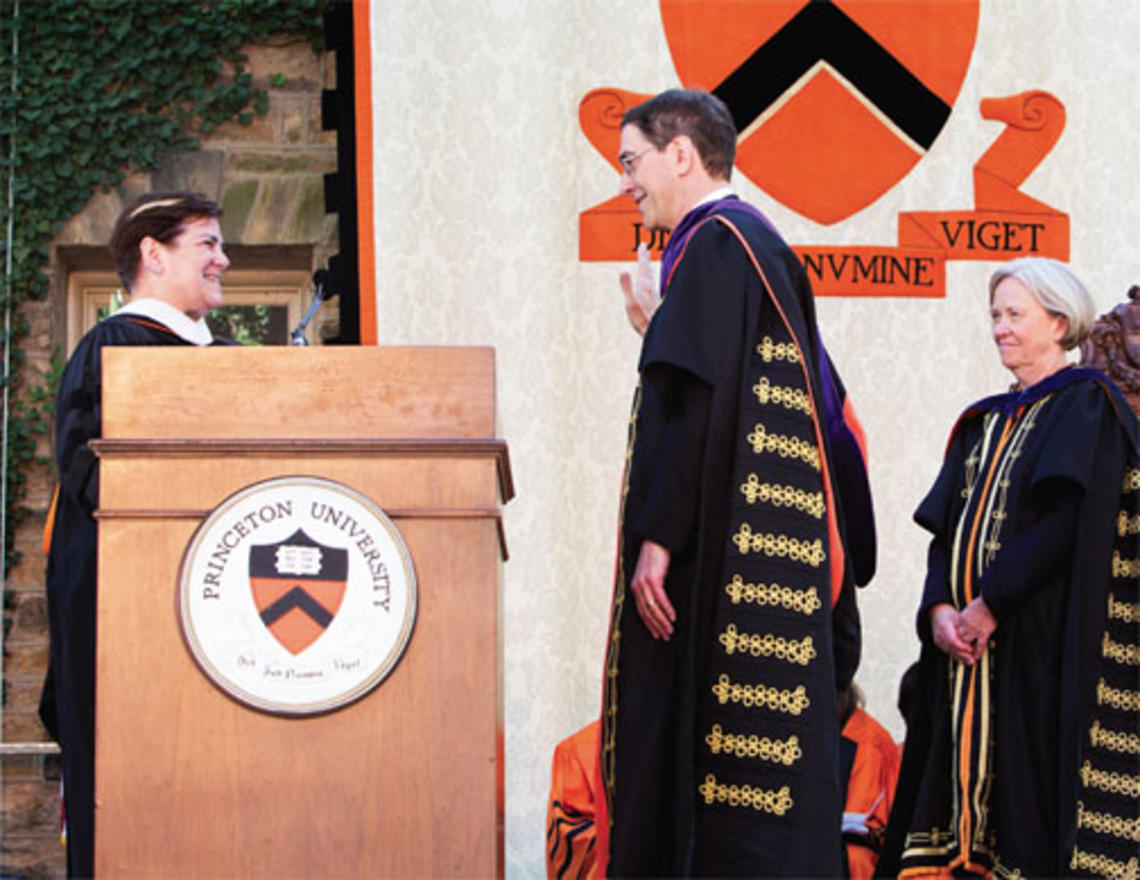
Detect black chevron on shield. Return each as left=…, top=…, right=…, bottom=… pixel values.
left=712, top=0, right=950, bottom=149
left=259, top=586, right=335, bottom=628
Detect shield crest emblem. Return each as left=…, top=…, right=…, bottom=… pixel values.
left=659, top=0, right=979, bottom=224
left=249, top=529, right=348, bottom=655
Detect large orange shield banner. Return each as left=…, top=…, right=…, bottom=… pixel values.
left=579, top=1, right=1070, bottom=297
left=662, top=0, right=978, bottom=225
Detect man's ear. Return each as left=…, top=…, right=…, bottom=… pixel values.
left=670, top=134, right=698, bottom=176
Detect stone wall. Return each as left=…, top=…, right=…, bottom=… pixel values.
left=1, top=38, right=338, bottom=879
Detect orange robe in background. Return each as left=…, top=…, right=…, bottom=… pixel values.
left=545, top=721, right=601, bottom=880
left=841, top=707, right=901, bottom=880
left=546, top=709, right=899, bottom=879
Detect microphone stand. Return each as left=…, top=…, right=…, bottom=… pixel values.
left=290, top=269, right=330, bottom=346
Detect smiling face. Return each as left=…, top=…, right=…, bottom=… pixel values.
left=990, top=276, right=1069, bottom=388
left=618, top=124, right=683, bottom=232
left=147, top=216, right=230, bottom=319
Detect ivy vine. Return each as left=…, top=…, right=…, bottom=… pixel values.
left=0, top=0, right=328, bottom=691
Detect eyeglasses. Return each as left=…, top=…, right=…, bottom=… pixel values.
left=618, top=146, right=655, bottom=176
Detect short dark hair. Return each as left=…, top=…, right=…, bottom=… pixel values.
left=622, top=89, right=737, bottom=180
left=110, top=191, right=223, bottom=290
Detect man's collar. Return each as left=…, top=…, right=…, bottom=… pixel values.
left=691, top=185, right=736, bottom=211
left=114, top=297, right=214, bottom=346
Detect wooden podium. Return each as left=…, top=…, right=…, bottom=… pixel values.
left=91, top=347, right=511, bottom=877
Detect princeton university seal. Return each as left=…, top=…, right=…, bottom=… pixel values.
left=177, top=476, right=417, bottom=715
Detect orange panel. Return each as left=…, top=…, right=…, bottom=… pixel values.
left=735, top=70, right=921, bottom=225
left=660, top=0, right=803, bottom=88
left=836, top=0, right=978, bottom=102
left=354, top=0, right=377, bottom=345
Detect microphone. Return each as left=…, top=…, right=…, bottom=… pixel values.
left=290, top=269, right=331, bottom=346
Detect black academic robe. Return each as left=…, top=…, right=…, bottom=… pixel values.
left=878, top=369, right=1140, bottom=879
left=600, top=207, right=870, bottom=877
left=43, top=313, right=213, bottom=878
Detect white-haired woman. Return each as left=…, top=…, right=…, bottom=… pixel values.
left=879, top=258, right=1140, bottom=878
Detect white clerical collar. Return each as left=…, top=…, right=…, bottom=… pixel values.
left=114, top=297, right=214, bottom=346
left=693, top=185, right=736, bottom=209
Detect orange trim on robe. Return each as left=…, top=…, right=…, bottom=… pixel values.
left=43, top=485, right=60, bottom=555
left=843, top=396, right=869, bottom=462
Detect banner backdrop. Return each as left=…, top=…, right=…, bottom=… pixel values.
left=366, top=2, right=1140, bottom=875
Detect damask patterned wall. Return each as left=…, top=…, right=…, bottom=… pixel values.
left=367, top=2, right=1140, bottom=875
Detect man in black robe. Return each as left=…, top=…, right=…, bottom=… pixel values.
left=42, top=191, right=231, bottom=877
left=596, top=89, right=876, bottom=876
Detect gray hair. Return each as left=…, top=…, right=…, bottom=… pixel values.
left=988, top=257, right=1095, bottom=350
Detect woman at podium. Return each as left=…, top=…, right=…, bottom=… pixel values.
left=41, top=190, right=231, bottom=878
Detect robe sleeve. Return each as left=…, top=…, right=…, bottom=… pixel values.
left=54, top=331, right=105, bottom=514
left=976, top=481, right=1080, bottom=621
left=52, top=315, right=179, bottom=515
left=631, top=369, right=711, bottom=554
left=914, top=425, right=972, bottom=537
left=915, top=537, right=952, bottom=643
left=832, top=566, right=862, bottom=690
left=912, top=424, right=973, bottom=639
left=632, top=221, right=744, bottom=554
left=1030, top=380, right=1121, bottom=492
left=639, top=222, right=746, bottom=386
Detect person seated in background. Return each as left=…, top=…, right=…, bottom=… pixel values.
left=837, top=683, right=900, bottom=880
left=545, top=720, right=601, bottom=880
left=546, top=687, right=903, bottom=880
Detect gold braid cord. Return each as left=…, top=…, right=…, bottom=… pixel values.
left=732, top=523, right=826, bottom=567
left=697, top=774, right=793, bottom=816
left=1076, top=801, right=1140, bottom=843
left=1089, top=721, right=1140, bottom=755
left=1124, top=469, right=1140, bottom=492
left=752, top=377, right=813, bottom=416
left=1118, top=510, right=1140, bottom=537
left=1070, top=846, right=1139, bottom=880
left=1112, top=551, right=1140, bottom=579
left=1079, top=761, right=1140, bottom=798
left=1096, top=678, right=1140, bottom=712
left=723, top=574, right=821, bottom=616
left=1107, top=592, right=1140, bottom=623
left=710, top=674, right=810, bottom=715
left=718, top=624, right=817, bottom=666
left=1102, top=632, right=1140, bottom=667
left=739, top=474, right=824, bottom=519
left=746, top=422, right=821, bottom=470
left=980, top=399, right=1046, bottom=568
left=601, top=384, right=645, bottom=816
left=704, top=724, right=802, bottom=766
left=755, top=336, right=800, bottom=364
